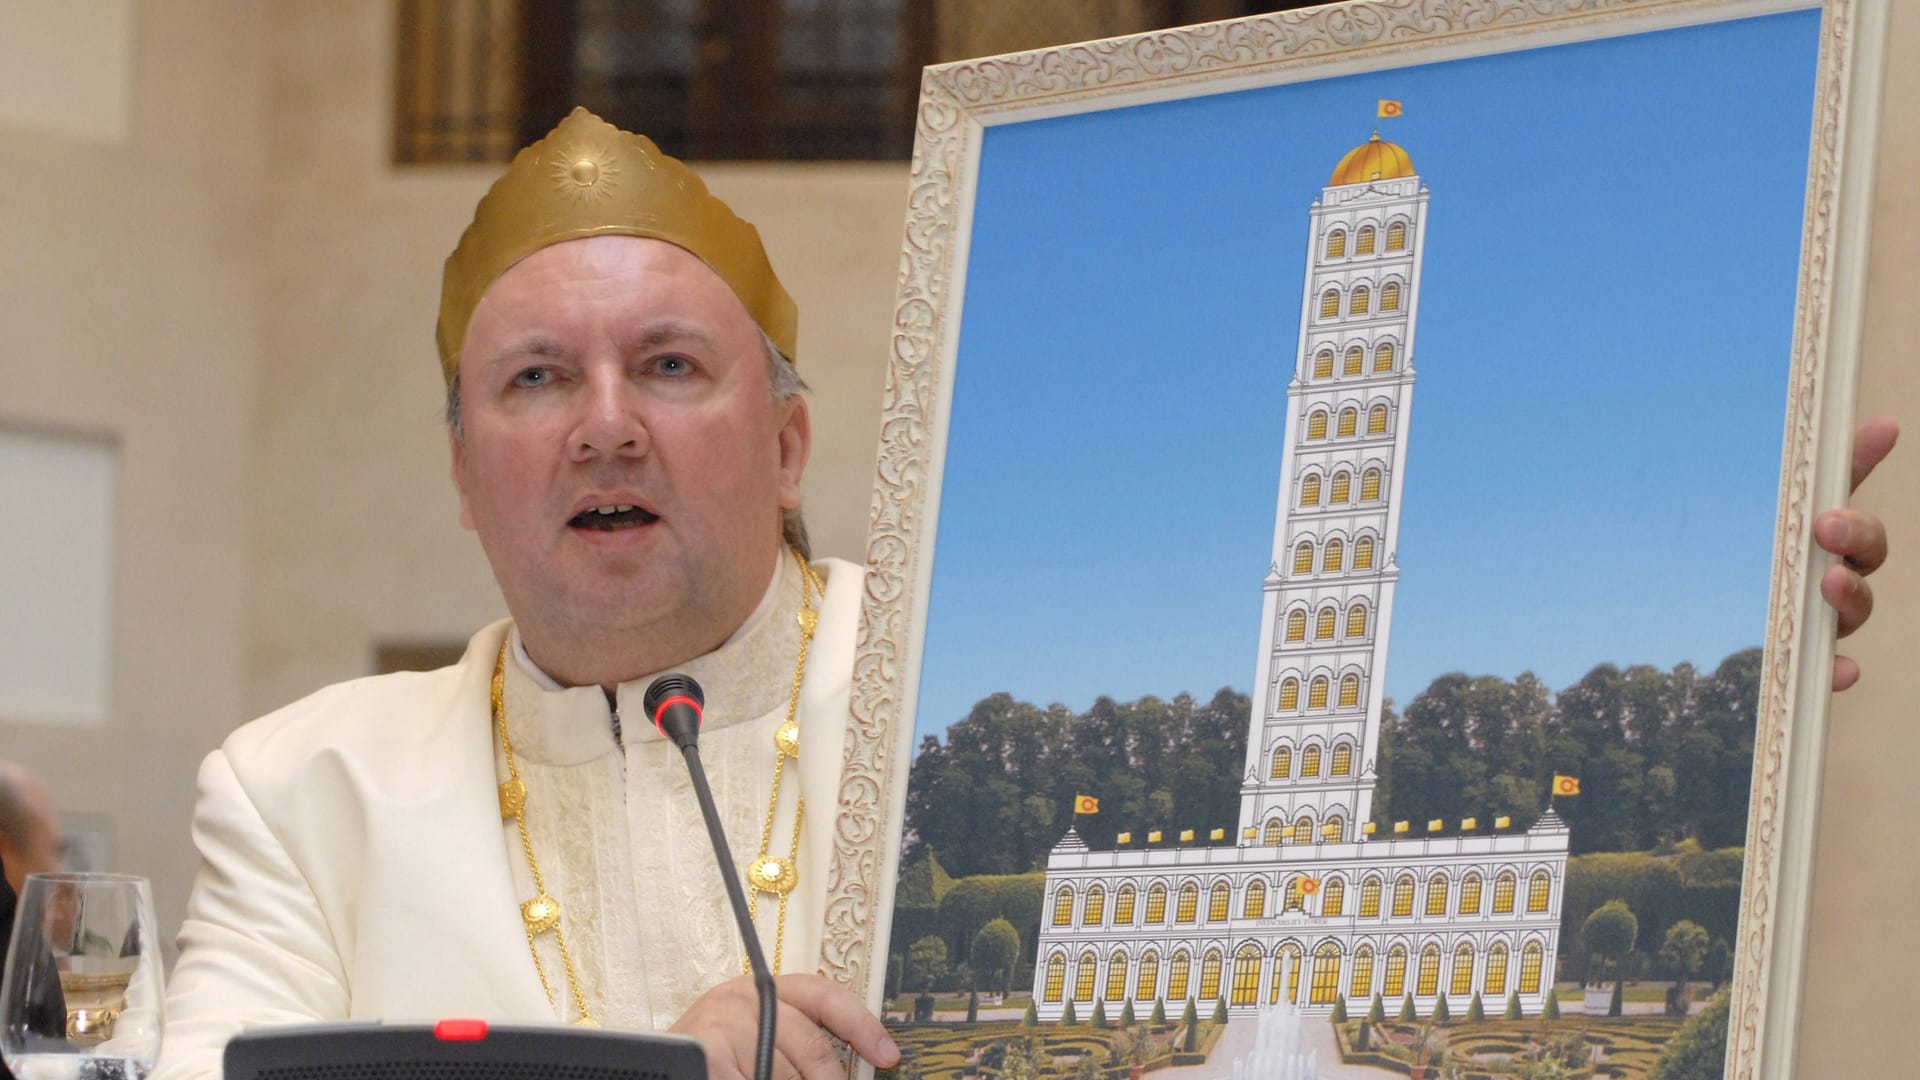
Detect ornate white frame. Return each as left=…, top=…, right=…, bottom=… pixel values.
left=844, top=1, right=1887, bottom=1075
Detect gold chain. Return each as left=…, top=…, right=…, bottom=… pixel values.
left=492, top=547, right=819, bottom=1023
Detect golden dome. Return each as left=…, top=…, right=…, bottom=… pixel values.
left=1330, top=132, right=1415, bottom=186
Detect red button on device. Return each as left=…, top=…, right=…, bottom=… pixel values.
left=434, top=1019, right=489, bottom=1041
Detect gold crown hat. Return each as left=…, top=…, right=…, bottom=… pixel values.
left=436, top=107, right=797, bottom=382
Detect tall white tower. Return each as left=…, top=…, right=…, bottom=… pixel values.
left=1239, top=134, right=1430, bottom=848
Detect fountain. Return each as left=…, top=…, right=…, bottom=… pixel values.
left=1220, top=956, right=1318, bottom=1080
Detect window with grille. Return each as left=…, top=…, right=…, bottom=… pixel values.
left=1136, top=950, right=1160, bottom=999
left=1147, top=883, right=1168, bottom=923
left=1426, top=874, right=1449, bottom=916
left=1332, top=743, right=1353, bottom=776
left=1350, top=285, right=1370, bottom=315
left=1314, top=349, right=1335, bottom=379
left=1271, top=946, right=1302, bottom=1004
left=1344, top=346, right=1364, bottom=376
left=1114, top=885, right=1136, bottom=924
left=1311, top=944, right=1342, bottom=1004
left=1337, top=410, right=1357, bottom=438
left=1244, top=880, right=1267, bottom=918
left=1416, top=945, right=1441, bottom=996
left=1383, top=946, right=1407, bottom=997
left=1294, top=815, right=1312, bottom=845
left=1460, top=874, right=1483, bottom=914
left=1494, top=871, right=1517, bottom=913
left=1339, top=674, right=1360, bottom=707
left=1301, top=745, right=1322, bottom=777
left=1324, top=540, right=1344, bottom=572
left=1360, top=877, right=1382, bottom=917
left=1231, top=946, right=1262, bottom=1005
left=1325, top=230, right=1346, bottom=258
left=1309, top=676, right=1329, bottom=709
left=1387, top=221, right=1408, bottom=250
left=1208, top=882, right=1230, bottom=921
left=1356, top=225, right=1376, bottom=255
left=1368, top=407, right=1388, bottom=436
left=1316, top=607, right=1337, bottom=639
left=1320, top=290, right=1340, bottom=319
left=1052, top=886, right=1074, bottom=926
left=1519, top=942, right=1543, bottom=994
left=1271, top=745, right=1292, bottom=778
left=1351, top=946, right=1374, bottom=998
left=1331, top=470, right=1351, bottom=501
left=1044, top=953, right=1065, bottom=1002
left=1176, top=883, right=1199, bottom=923
left=1301, top=474, right=1322, bottom=506
left=1168, top=951, right=1191, bottom=1000
left=1075, top=951, right=1097, bottom=1001
left=1355, top=537, right=1375, bottom=569
left=1323, top=874, right=1345, bottom=914
left=1485, top=943, right=1508, bottom=996
left=1382, top=282, right=1401, bottom=311
left=1199, top=950, right=1224, bottom=1001
left=1106, top=951, right=1129, bottom=1001
left=1374, top=342, right=1395, bottom=371
left=1264, top=819, right=1285, bottom=845
left=1528, top=870, right=1552, bottom=912
left=1307, top=411, right=1328, bottom=440
left=1347, top=605, right=1367, bottom=638
left=1279, top=678, right=1300, bottom=710
left=1292, top=544, right=1314, bottom=577
left=1083, top=884, right=1104, bottom=926
left=1452, top=943, right=1475, bottom=996
left=1392, top=875, right=1415, bottom=917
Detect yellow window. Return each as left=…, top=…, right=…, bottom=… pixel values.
left=1320, top=289, right=1340, bottom=319
left=1374, top=342, right=1394, bottom=371
left=1135, top=951, right=1160, bottom=1000
left=1075, top=951, right=1097, bottom=1001
left=1279, top=678, right=1300, bottom=710
left=1416, top=945, right=1441, bottom=996
left=1326, top=230, right=1346, bottom=258
left=1382, top=282, right=1401, bottom=311
left=1200, top=950, right=1224, bottom=1001
left=1347, top=605, right=1367, bottom=638
left=1452, top=943, right=1475, bottom=996
left=1460, top=874, right=1483, bottom=915
left=1231, top=946, right=1262, bottom=1006
left=1147, top=883, right=1168, bottom=923
left=1263, top=819, right=1285, bottom=845
left=1324, top=540, right=1344, bottom=572
left=1044, top=953, right=1065, bottom=1002
left=1362, top=465, right=1383, bottom=497
left=1484, top=943, right=1508, bottom=996
left=1387, top=221, right=1407, bottom=250
left=1271, top=946, right=1302, bottom=1004
left=1519, top=942, right=1543, bottom=994
left=1301, top=745, right=1322, bottom=777
left=1367, top=406, right=1388, bottom=435
left=1355, top=537, right=1375, bottom=570
left=1426, top=874, right=1449, bottom=916
left=1208, top=882, right=1230, bottom=922
left=1316, top=607, right=1337, bottom=639
left=1300, top=474, right=1322, bottom=507
left=1351, top=947, right=1374, bottom=999
left=1361, top=877, right=1383, bottom=917
left=1168, top=952, right=1191, bottom=1001
left=1307, top=412, right=1328, bottom=440
left=1106, top=950, right=1129, bottom=1001
left=1286, top=608, right=1307, bottom=641
left=1293, top=543, right=1314, bottom=576
left=1244, top=880, right=1267, bottom=918
left=1270, top=745, right=1291, bottom=778
left=1383, top=946, right=1407, bottom=998
left=1331, top=472, right=1351, bottom=503
left=1115, top=885, right=1136, bottom=924
left=1284, top=876, right=1303, bottom=911
left=1528, top=871, right=1552, bottom=912
left=1084, top=884, right=1105, bottom=926
left=1332, top=744, right=1353, bottom=776
left=1309, top=676, right=1329, bottom=709
left=1052, top=886, right=1075, bottom=926
left=1339, top=674, right=1360, bottom=707
left=1314, top=349, right=1334, bottom=379
left=1293, top=815, right=1312, bottom=846
left=1311, top=943, right=1343, bottom=1004
left=1323, top=875, right=1346, bottom=916
left=1493, top=872, right=1516, bottom=914
left=1337, top=409, right=1357, bottom=438
left=1392, top=875, right=1415, bottom=917
left=1344, top=346, right=1364, bottom=376
left=1176, top=883, right=1198, bottom=923
left=1356, top=226, right=1376, bottom=254
left=1350, top=286, right=1370, bottom=315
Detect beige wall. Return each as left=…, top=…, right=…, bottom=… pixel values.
left=0, top=0, right=1914, bottom=1065
left=0, top=0, right=266, bottom=936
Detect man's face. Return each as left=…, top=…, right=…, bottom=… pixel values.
left=451, top=236, right=810, bottom=667
left=1, top=779, right=63, bottom=894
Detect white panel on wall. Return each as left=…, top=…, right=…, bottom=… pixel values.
left=0, top=426, right=119, bottom=723
left=0, top=0, right=132, bottom=142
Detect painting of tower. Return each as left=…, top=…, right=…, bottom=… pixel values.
left=1030, top=134, right=1572, bottom=1019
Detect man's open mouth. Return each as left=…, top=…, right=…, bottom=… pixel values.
left=568, top=504, right=660, bottom=531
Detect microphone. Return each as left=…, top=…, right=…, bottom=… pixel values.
left=644, top=674, right=776, bottom=1080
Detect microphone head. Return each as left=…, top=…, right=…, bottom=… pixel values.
left=645, top=673, right=706, bottom=747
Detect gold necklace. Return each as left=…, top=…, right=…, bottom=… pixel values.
left=491, top=547, right=820, bottom=1024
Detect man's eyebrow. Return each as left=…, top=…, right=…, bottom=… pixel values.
left=629, top=320, right=721, bottom=352
left=482, top=335, right=568, bottom=368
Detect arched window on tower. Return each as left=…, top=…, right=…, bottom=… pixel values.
left=1374, top=342, right=1395, bottom=372
left=1083, top=884, right=1105, bottom=926
left=1460, top=873, right=1483, bottom=915
left=1347, top=604, right=1368, bottom=638
left=1330, top=470, right=1352, bottom=502
left=1300, top=745, right=1322, bottom=777
left=1343, top=345, right=1364, bottom=376
left=1362, top=464, right=1383, bottom=498
left=1387, top=221, right=1408, bottom=251
left=1339, top=674, right=1361, bottom=708
left=1115, top=884, right=1137, bottom=924
left=1052, top=885, right=1075, bottom=926
left=1316, top=606, right=1337, bottom=639
left=1136, top=950, right=1160, bottom=1000
left=1301, top=474, right=1322, bottom=507
left=1147, top=883, right=1168, bottom=923
left=1392, top=874, right=1415, bottom=917
left=1485, top=942, right=1508, bottom=996
left=1314, top=348, right=1334, bottom=379
left=1200, top=948, right=1225, bottom=1002
left=1452, top=942, right=1476, bottom=996
left=1350, top=285, right=1371, bottom=315
left=1106, top=949, right=1129, bottom=1001
left=1368, top=405, right=1389, bottom=436
left=1320, top=289, right=1340, bottom=319
left=1325, top=230, right=1346, bottom=258
left=1416, top=944, right=1441, bottom=996
left=1075, top=950, right=1097, bottom=1001
left=1293, top=814, right=1313, bottom=846
left=1307, top=411, right=1328, bottom=440
left=1354, top=537, right=1375, bottom=570
left=1337, top=409, right=1357, bottom=438
left=1381, top=281, right=1401, bottom=311
left=1309, top=676, right=1329, bottom=709
left=1284, top=876, right=1303, bottom=911
left=1244, top=879, right=1267, bottom=918
left=1044, top=952, right=1066, bottom=1002
left=1519, top=941, right=1544, bottom=994
left=1351, top=945, right=1375, bottom=998
left=1263, top=819, right=1285, bottom=845
left=1293, top=543, right=1314, bottom=576
left=1383, top=944, right=1408, bottom=997
left=1176, top=883, right=1199, bottom=923
left=1279, top=678, right=1300, bottom=710
left=1286, top=608, right=1307, bottom=642
left=1426, top=873, right=1449, bottom=916
left=1323, top=874, right=1346, bottom=915
left=1493, top=871, right=1517, bottom=914
left=1168, top=950, right=1192, bottom=1001
left=1332, top=743, right=1354, bottom=776
left=1357, top=225, right=1377, bottom=255
left=1528, top=870, right=1553, bottom=913
left=1208, top=882, right=1230, bottom=922
left=1360, top=875, right=1383, bottom=917
left=1324, top=541, right=1345, bottom=573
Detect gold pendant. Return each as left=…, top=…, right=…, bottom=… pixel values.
left=798, top=608, right=818, bottom=637
left=499, top=779, right=527, bottom=820
left=775, top=720, right=800, bottom=758
left=748, top=856, right=797, bottom=895
left=571, top=1016, right=599, bottom=1028
left=522, top=894, right=561, bottom=934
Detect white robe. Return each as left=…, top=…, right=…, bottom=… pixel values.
left=157, top=556, right=860, bottom=1080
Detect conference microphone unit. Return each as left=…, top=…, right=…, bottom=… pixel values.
left=645, top=673, right=777, bottom=1080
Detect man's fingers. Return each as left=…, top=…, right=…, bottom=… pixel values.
left=773, top=973, right=900, bottom=1070
left=1821, top=563, right=1874, bottom=637
left=1833, top=654, right=1861, bottom=692
left=1813, top=508, right=1888, bottom=574
left=1850, top=416, right=1899, bottom=492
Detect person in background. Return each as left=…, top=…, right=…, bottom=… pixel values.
left=0, top=760, right=70, bottom=1080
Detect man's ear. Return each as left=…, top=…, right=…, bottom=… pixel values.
left=775, top=395, right=812, bottom=510
left=450, top=428, right=476, bottom=531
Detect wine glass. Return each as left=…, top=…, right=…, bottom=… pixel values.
left=1, top=873, right=164, bottom=1080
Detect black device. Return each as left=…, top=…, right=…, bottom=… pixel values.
left=223, top=1020, right=706, bottom=1080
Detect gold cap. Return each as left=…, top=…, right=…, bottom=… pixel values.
left=437, top=107, right=797, bottom=383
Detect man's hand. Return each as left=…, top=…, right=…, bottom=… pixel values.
left=670, top=972, right=901, bottom=1080
left=1816, top=417, right=1898, bottom=691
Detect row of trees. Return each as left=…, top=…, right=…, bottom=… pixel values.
left=903, top=648, right=1763, bottom=876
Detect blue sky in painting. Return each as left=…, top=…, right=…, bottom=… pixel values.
left=910, top=10, right=1821, bottom=748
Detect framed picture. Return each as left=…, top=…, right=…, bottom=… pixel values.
left=850, top=0, right=1888, bottom=1077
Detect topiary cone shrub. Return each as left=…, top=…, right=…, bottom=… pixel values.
left=1467, top=992, right=1484, bottom=1021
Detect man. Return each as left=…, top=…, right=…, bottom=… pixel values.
left=159, top=109, right=895, bottom=1080
left=0, top=759, right=66, bottom=895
